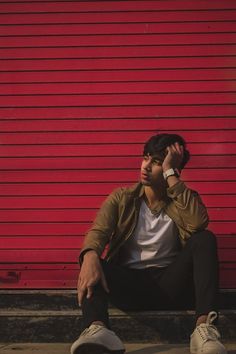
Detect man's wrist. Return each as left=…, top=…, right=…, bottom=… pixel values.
left=83, top=249, right=99, bottom=259
left=79, top=248, right=98, bottom=265
left=162, top=165, right=172, bottom=173
left=163, top=167, right=180, bottom=180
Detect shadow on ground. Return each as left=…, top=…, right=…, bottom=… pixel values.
left=127, top=344, right=236, bottom=354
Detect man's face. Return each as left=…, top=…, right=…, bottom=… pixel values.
left=140, top=154, right=165, bottom=188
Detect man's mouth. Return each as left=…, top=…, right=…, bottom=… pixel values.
left=141, top=172, right=150, bottom=180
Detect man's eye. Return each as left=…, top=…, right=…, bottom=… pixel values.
left=152, top=160, right=161, bottom=165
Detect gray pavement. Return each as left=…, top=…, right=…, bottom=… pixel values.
left=0, top=343, right=236, bottom=354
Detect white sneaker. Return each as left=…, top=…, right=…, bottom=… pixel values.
left=70, top=324, right=125, bottom=354
left=190, top=311, right=227, bottom=354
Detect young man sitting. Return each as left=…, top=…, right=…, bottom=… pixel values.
left=71, top=133, right=227, bottom=354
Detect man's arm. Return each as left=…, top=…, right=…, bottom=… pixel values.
left=162, top=142, right=209, bottom=233
left=77, top=188, right=121, bottom=305
left=162, top=141, right=184, bottom=188
left=80, top=188, right=121, bottom=261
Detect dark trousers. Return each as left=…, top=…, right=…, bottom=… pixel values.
left=81, top=230, right=219, bottom=329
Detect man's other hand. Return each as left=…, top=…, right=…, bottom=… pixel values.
left=77, top=250, right=109, bottom=306
left=162, top=142, right=184, bottom=172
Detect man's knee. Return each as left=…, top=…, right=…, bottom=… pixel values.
left=191, top=229, right=217, bottom=248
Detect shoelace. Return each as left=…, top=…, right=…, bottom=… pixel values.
left=196, top=323, right=220, bottom=343
left=80, top=324, right=103, bottom=338
left=206, top=311, right=218, bottom=325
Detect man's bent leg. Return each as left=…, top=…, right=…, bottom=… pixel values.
left=157, top=230, right=226, bottom=354
left=158, top=230, right=219, bottom=318
left=73, top=259, right=160, bottom=354
left=71, top=260, right=125, bottom=354
left=192, top=230, right=219, bottom=319
left=80, top=259, right=150, bottom=329
left=81, top=283, right=110, bottom=329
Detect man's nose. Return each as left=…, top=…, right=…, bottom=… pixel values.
left=144, top=159, right=152, bottom=170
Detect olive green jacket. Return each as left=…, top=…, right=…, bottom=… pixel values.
left=80, top=181, right=209, bottom=264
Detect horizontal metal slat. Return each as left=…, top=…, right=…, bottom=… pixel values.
left=0, top=105, right=236, bottom=120
left=1, top=142, right=235, bottom=157
left=0, top=130, right=235, bottom=144
left=0, top=33, right=236, bottom=47
left=1, top=22, right=236, bottom=37
left=0, top=7, right=236, bottom=26
left=1, top=1, right=236, bottom=13
left=1, top=93, right=236, bottom=107
left=0, top=236, right=84, bottom=249
left=0, top=223, right=91, bottom=236
left=1, top=81, right=236, bottom=95
left=0, top=119, right=235, bottom=133
left=1, top=57, right=236, bottom=72
left=1, top=68, right=236, bottom=84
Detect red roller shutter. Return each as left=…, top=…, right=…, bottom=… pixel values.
left=0, top=0, right=235, bottom=289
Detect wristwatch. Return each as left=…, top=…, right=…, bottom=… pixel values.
left=163, top=168, right=180, bottom=180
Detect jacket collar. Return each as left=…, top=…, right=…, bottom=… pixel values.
left=132, top=182, right=169, bottom=211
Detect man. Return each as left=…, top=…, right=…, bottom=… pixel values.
left=71, top=133, right=227, bottom=354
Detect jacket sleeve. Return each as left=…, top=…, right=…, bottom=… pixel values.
left=79, top=188, right=121, bottom=263
left=167, top=181, right=209, bottom=234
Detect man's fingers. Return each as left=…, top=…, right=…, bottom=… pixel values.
left=78, top=287, right=86, bottom=307
left=78, top=284, right=95, bottom=305
left=86, top=286, right=94, bottom=299
left=173, top=142, right=183, bottom=155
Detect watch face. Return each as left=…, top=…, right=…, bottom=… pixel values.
left=163, top=169, right=173, bottom=180
left=163, top=168, right=178, bottom=180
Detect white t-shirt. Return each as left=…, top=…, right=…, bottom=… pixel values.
left=119, top=200, right=180, bottom=269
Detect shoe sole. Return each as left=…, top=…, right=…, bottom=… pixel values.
left=191, top=351, right=226, bottom=354
left=72, top=343, right=125, bottom=354
left=190, top=351, right=228, bottom=354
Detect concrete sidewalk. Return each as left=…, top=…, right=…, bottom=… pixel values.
left=0, top=343, right=236, bottom=354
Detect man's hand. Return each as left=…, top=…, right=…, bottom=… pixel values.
left=162, top=142, right=184, bottom=173
left=77, top=250, right=109, bottom=306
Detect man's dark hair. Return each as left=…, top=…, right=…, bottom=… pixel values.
left=143, top=133, right=190, bottom=169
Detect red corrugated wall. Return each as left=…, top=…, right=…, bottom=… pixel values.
left=0, top=0, right=235, bottom=289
